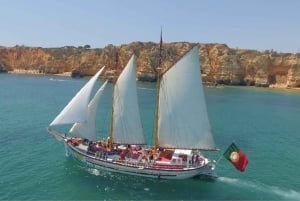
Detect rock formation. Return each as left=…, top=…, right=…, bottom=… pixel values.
left=1, top=43, right=300, bottom=88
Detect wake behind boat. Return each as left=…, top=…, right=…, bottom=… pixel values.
left=47, top=46, right=219, bottom=180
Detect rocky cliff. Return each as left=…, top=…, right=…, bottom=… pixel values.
left=1, top=43, right=300, bottom=88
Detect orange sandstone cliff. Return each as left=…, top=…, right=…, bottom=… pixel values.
left=1, top=43, right=300, bottom=88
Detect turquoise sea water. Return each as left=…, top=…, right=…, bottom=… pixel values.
left=1, top=73, right=300, bottom=200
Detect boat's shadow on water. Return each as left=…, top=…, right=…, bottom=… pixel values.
left=64, top=159, right=300, bottom=200
left=63, top=158, right=219, bottom=200
left=193, top=174, right=218, bottom=183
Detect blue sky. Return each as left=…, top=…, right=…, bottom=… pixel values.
left=1, top=0, right=300, bottom=53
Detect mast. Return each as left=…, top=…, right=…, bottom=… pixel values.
left=153, top=27, right=163, bottom=154
left=109, top=49, right=119, bottom=149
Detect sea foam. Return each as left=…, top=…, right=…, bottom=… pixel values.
left=218, top=177, right=300, bottom=200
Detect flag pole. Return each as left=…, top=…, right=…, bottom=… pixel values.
left=215, top=154, right=223, bottom=164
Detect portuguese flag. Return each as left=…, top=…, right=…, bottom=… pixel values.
left=223, top=143, right=248, bottom=172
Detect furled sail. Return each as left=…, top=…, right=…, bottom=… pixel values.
left=50, top=66, right=105, bottom=126
left=112, top=55, right=146, bottom=145
left=157, top=46, right=215, bottom=150
left=69, top=80, right=108, bottom=141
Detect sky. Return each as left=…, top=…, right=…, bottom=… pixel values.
left=1, top=0, right=300, bottom=53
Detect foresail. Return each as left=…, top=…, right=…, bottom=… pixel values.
left=157, top=46, right=215, bottom=150
left=69, top=80, right=108, bottom=141
left=112, top=55, right=146, bottom=145
left=50, top=66, right=105, bottom=126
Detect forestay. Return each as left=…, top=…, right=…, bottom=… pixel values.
left=50, top=66, right=105, bottom=126
left=157, top=46, right=215, bottom=150
left=112, top=55, right=146, bottom=145
left=69, top=80, right=108, bottom=141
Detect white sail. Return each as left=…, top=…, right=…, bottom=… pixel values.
left=157, top=46, right=215, bottom=149
left=112, top=55, right=146, bottom=144
left=50, top=66, right=105, bottom=126
left=69, top=80, right=108, bottom=141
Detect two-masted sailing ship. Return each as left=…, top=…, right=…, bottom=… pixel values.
left=47, top=45, right=219, bottom=180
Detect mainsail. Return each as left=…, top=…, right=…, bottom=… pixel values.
left=69, top=80, right=108, bottom=141
left=112, top=55, right=146, bottom=145
left=50, top=66, right=105, bottom=126
left=157, top=46, right=215, bottom=150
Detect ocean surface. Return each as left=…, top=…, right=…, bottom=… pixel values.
left=1, top=73, right=300, bottom=200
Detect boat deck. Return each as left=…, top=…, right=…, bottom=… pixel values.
left=77, top=143, right=88, bottom=151
left=68, top=141, right=210, bottom=171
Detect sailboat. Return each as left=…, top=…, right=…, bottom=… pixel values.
left=47, top=46, right=218, bottom=180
